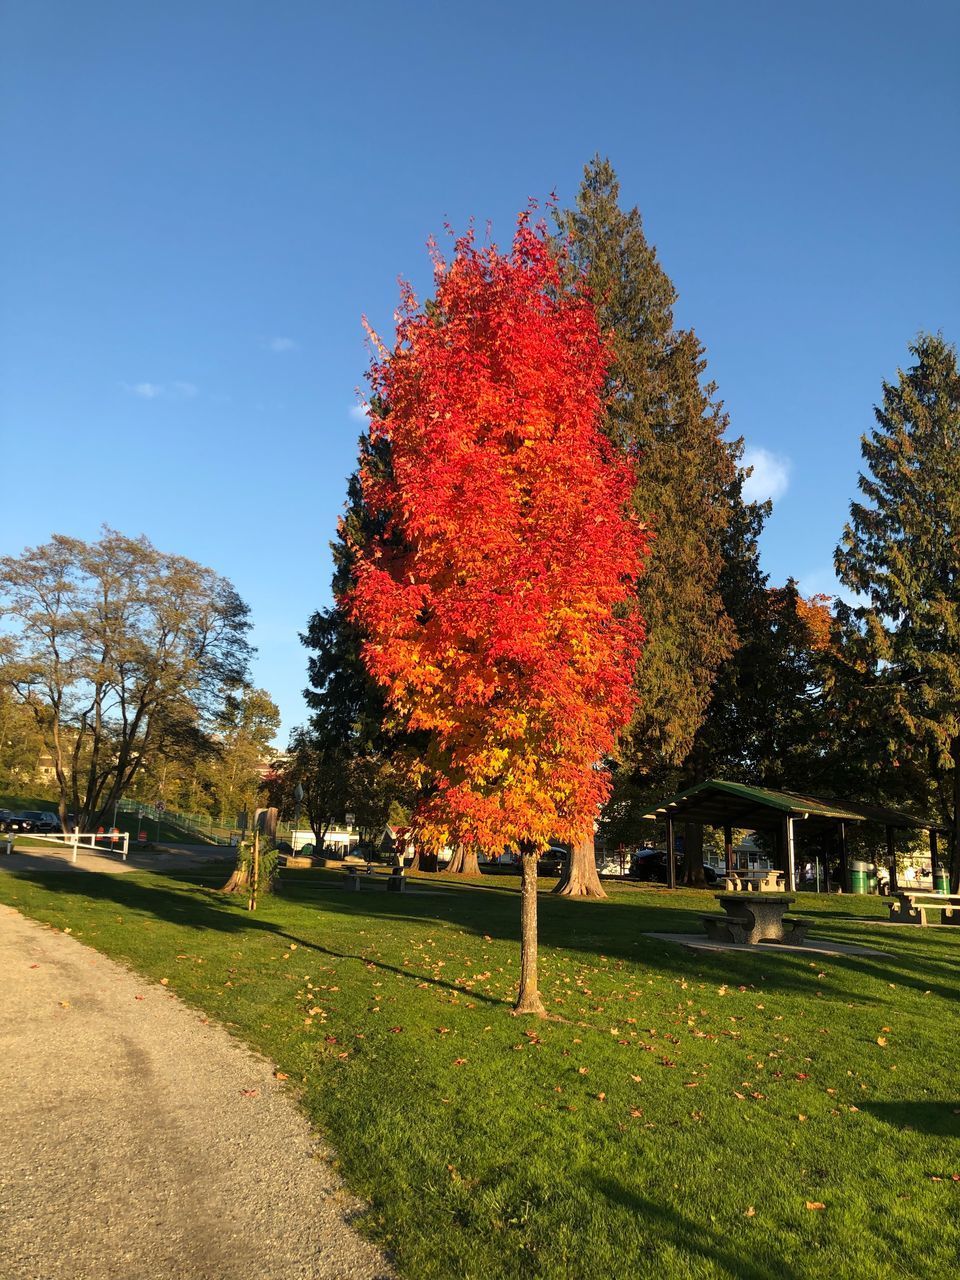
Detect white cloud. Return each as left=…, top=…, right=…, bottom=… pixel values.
left=265, top=336, right=300, bottom=353
left=349, top=403, right=370, bottom=423
left=742, top=446, right=791, bottom=504
left=122, top=380, right=199, bottom=401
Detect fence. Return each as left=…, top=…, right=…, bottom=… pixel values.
left=13, top=830, right=131, bottom=864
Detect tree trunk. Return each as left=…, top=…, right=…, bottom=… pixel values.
left=221, top=860, right=250, bottom=893
left=553, top=832, right=607, bottom=898
left=446, top=845, right=482, bottom=875
left=408, top=847, right=438, bottom=872
left=951, top=738, right=960, bottom=894
left=514, top=845, right=546, bottom=1016
left=681, top=821, right=707, bottom=887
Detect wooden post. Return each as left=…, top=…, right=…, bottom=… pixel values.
left=929, top=828, right=939, bottom=888
left=723, top=823, right=734, bottom=876
left=248, top=829, right=260, bottom=911
left=783, top=815, right=796, bottom=892
left=838, top=821, right=848, bottom=891
left=665, top=813, right=676, bottom=889
left=886, top=825, right=898, bottom=894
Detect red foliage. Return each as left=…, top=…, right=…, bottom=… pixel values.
left=347, top=214, right=649, bottom=853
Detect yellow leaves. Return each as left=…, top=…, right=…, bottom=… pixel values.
left=805, top=1201, right=826, bottom=1212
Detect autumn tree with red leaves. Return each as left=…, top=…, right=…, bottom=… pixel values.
left=346, top=214, right=648, bottom=1014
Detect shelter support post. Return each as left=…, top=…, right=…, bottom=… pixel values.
left=723, top=824, right=734, bottom=876
left=838, top=821, right=849, bottom=891
left=783, top=815, right=796, bottom=892
left=886, top=825, right=898, bottom=894
left=666, top=813, right=677, bottom=890
left=929, top=828, right=939, bottom=887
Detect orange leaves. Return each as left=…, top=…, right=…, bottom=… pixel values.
left=348, top=213, right=649, bottom=852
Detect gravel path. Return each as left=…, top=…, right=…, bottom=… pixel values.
left=0, top=904, right=394, bottom=1280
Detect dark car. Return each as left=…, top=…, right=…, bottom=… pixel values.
left=20, top=810, right=61, bottom=833
left=629, top=848, right=718, bottom=885
left=538, top=846, right=567, bottom=875
left=0, top=811, right=34, bottom=833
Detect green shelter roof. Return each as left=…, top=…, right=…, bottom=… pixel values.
left=643, top=779, right=949, bottom=833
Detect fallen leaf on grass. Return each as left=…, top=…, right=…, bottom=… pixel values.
left=876, top=1037, right=888, bottom=1047
left=744, top=1206, right=756, bottom=1217
left=159, top=977, right=169, bottom=986
left=453, top=1057, right=468, bottom=1067
left=274, top=1071, right=289, bottom=1081
left=805, top=1201, right=826, bottom=1211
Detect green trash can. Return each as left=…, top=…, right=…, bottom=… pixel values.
left=850, top=860, right=869, bottom=894
left=935, top=868, right=950, bottom=894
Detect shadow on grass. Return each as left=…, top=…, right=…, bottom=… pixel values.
left=4, top=862, right=959, bottom=1010
left=861, top=1101, right=960, bottom=1138
left=590, top=1175, right=803, bottom=1280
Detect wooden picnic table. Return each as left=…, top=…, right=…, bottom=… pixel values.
left=887, top=890, right=960, bottom=926
left=721, top=869, right=785, bottom=893
left=702, top=893, right=810, bottom=945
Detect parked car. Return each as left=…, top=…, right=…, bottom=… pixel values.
left=20, top=810, right=61, bottom=833
left=538, top=847, right=566, bottom=874
left=629, top=848, right=718, bottom=885
left=0, top=811, right=35, bottom=833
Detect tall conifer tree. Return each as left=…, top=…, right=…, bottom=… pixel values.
left=558, top=157, right=745, bottom=888
left=834, top=334, right=960, bottom=887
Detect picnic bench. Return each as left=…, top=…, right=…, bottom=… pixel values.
left=702, top=893, right=811, bottom=945
left=344, top=863, right=406, bottom=893
left=887, top=891, right=960, bottom=926
left=721, top=869, right=785, bottom=893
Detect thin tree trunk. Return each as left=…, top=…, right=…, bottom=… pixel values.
left=951, top=738, right=960, bottom=894
left=681, top=821, right=707, bottom=888
left=446, top=845, right=482, bottom=875
left=553, top=832, right=607, bottom=898
left=514, top=844, right=546, bottom=1016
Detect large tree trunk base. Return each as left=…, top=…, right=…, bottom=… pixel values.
left=446, top=846, right=482, bottom=875
left=554, top=835, right=607, bottom=898
left=221, top=865, right=250, bottom=893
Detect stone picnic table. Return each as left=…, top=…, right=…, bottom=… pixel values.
left=701, top=892, right=811, bottom=945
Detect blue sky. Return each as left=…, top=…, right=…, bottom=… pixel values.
left=2, top=1, right=958, bottom=743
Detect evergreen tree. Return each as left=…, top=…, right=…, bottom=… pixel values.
left=559, top=157, right=744, bottom=888
left=834, top=333, right=960, bottom=886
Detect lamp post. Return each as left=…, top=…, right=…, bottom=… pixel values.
left=292, top=783, right=304, bottom=853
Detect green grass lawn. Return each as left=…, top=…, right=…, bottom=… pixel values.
left=1, top=863, right=958, bottom=1279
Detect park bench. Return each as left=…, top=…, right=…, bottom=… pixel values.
left=344, top=864, right=406, bottom=893
left=887, top=891, right=960, bottom=926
